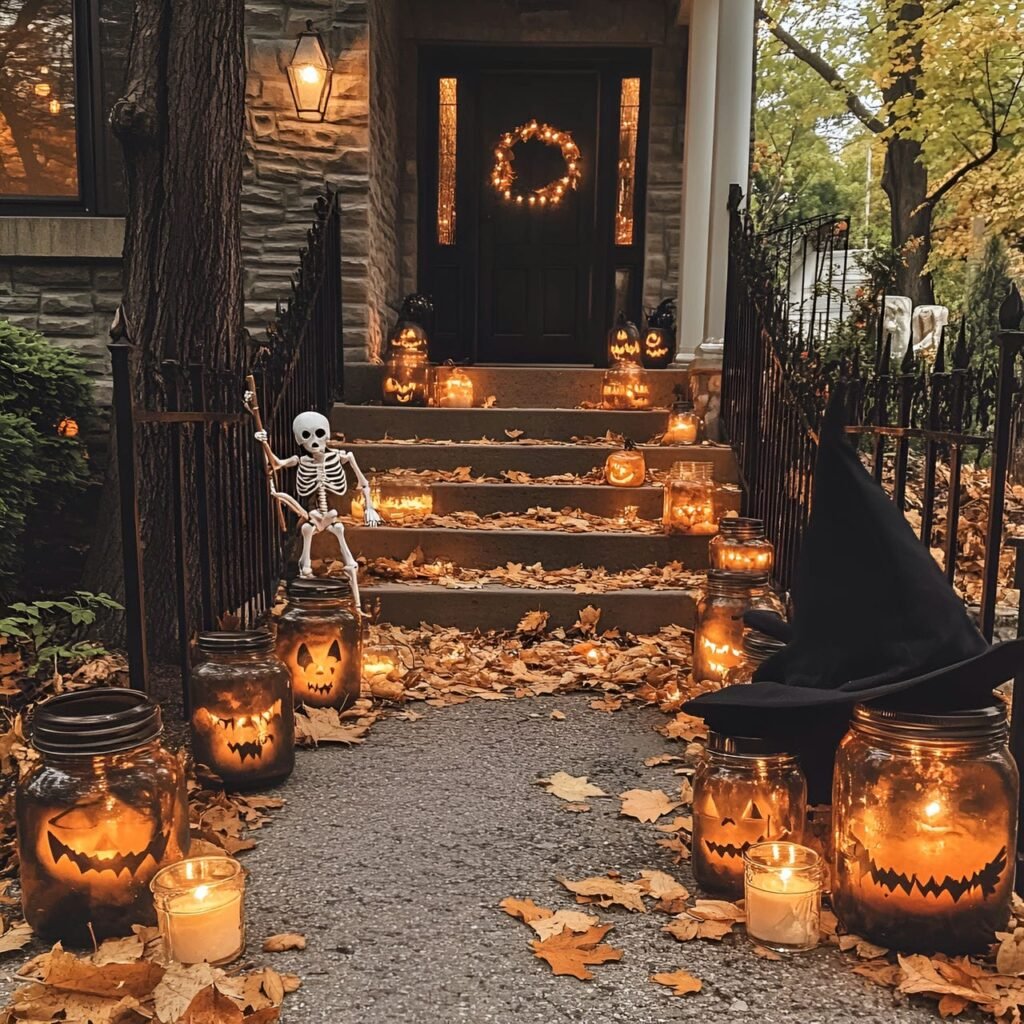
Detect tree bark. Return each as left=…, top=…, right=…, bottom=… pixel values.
left=85, top=0, right=245, bottom=657
left=881, top=136, right=935, bottom=306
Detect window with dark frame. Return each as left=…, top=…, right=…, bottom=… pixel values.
left=0, top=0, right=129, bottom=216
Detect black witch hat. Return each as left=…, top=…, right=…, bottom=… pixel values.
left=684, top=390, right=1024, bottom=800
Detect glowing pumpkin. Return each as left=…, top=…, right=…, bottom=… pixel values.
left=386, top=322, right=429, bottom=359
left=605, top=439, right=646, bottom=488
left=642, top=297, right=676, bottom=368
left=382, top=354, right=430, bottom=407
left=607, top=313, right=641, bottom=365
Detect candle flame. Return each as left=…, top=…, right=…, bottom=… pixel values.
left=780, top=868, right=792, bottom=882
left=924, top=800, right=942, bottom=819
left=194, top=884, right=210, bottom=901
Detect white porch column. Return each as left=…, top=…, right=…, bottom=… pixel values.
left=673, top=0, right=720, bottom=365
left=704, top=0, right=756, bottom=344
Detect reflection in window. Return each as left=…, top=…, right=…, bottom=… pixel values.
left=614, top=77, right=640, bottom=246
left=0, top=0, right=79, bottom=199
left=436, top=77, right=457, bottom=245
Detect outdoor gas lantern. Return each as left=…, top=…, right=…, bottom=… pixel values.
left=642, top=298, right=676, bottom=369
left=16, top=689, right=190, bottom=943
left=601, top=363, right=651, bottom=410
left=604, top=439, right=646, bottom=488
left=662, top=388, right=699, bottom=445
left=833, top=704, right=1018, bottom=954
left=434, top=363, right=474, bottom=408
left=386, top=321, right=430, bottom=361
left=692, top=733, right=806, bottom=898
left=382, top=353, right=431, bottom=406
left=286, top=20, right=333, bottom=122
left=662, top=461, right=716, bottom=535
left=693, top=570, right=772, bottom=684
left=709, top=517, right=775, bottom=574
left=190, top=631, right=295, bottom=790
left=276, top=576, right=361, bottom=710
left=607, top=312, right=642, bottom=365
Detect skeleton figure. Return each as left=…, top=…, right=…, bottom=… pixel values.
left=249, top=407, right=381, bottom=609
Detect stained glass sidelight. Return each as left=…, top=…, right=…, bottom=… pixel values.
left=614, top=77, right=640, bottom=246
left=436, top=77, right=457, bottom=245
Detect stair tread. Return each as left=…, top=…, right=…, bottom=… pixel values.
left=361, top=580, right=701, bottom=594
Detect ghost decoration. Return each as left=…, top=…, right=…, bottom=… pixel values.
left=883, top=296, right=913, bottom=360
left=911, top=305, right=949, bottom=355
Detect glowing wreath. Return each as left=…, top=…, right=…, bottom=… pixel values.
left=490, top=120, right=581, bottom=206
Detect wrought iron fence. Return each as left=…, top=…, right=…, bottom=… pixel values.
left=722, top=184, right=1024, bottom=642
left=111, top=189, right=342, bottom=705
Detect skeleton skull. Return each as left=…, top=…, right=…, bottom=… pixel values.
left=292, top=411, right=331, bottom=454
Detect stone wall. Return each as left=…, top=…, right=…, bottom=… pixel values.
left=395, top=0, right=687, bottom=313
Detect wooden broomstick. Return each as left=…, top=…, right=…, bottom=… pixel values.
left=244, top=374, right=288, bottom=533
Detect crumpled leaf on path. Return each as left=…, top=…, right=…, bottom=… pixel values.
left=997, top=927, right=1024, bottom=976
left=516, top=610, right=550, bottom=635
left=500, top=897, right=551, bottom=925
left=619, top=788, right=680, bottom=823
left=529, top=923, right=623, bottom=981
left=656, top=836, right=691, bottom=863
left=178, top=984, right=245, bottom=1024
left=651, top=968, right=702, bottom=996
left=657, top=712, right=707, bottom=742
left=559, top=875, right=647, bottom=913
left=837, top=934, right=889, bottom=959
left=572, top=606, right=601, bottom=636
left=637, top=871, right=690, bottom=913
left=0, top=921, right=33, bottom=954
left=152, top=961, right=216, bottom=1023
left=294, top=704, right=378, bottom=747
left=664, top=900, right=745, bottom=942
left=536, top=772, right=607, bottom=802
left=752, top=945, right=782, bottom=961
left=262, top=933, right=306, bottom=953
left=499, top=898, right=600, bottom=941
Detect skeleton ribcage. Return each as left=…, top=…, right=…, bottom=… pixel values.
left=296, top=454, right=348, bottom=499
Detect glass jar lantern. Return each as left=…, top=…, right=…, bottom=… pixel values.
left=382, top=353, right=431, bottom=406
left=434, top=364, right=474, bottom=408
left=190, top=631, right=295, bottom=790
left=662, top=461, right=717, bottom=535
left=351, top=474, right=433, bottom=522
left=692, top=733, right=806, bottom=898
left=833, top=704, right=1018, bottom=954
left=724, top=628, right=787, bottom=685
left=709, top=517, right=775, bottom=574
left=16, top=689, right=190, bottom=943
left=693, top=570, right=772, bottom=684
left=662, top=398, right=699, bottom=445
left=601, top=363, right=651, bottom=410
left=276, top=576, right=362, bottom=710
left=385, top=320, right=429, bottom=360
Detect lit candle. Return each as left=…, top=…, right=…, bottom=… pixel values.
left=663, top=412, right=699, bottom=445
left=743, top=842, right=821, bottom=952
left=151, top=857, right=245, bottom=965
left=362, top=646, right=399, bottom=677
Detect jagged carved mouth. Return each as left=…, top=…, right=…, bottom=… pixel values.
left=297, top=641, right=340, bottom=696
left=226, top=737, right=273, bottom=762
left=856, top=845, right=1008, bottom=902
left=703, top=838, right=762, bottom=860
left=47, top=828, right=169, bottom=878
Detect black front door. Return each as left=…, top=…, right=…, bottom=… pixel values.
left=477, top=71, right=597, bottom=364
left=418, top=48, right=650, bottom=366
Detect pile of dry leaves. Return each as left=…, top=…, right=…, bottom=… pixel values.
left=365, top=506, right=667, bottom=535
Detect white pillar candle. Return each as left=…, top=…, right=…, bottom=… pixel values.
left=162, top=883, right=244, bottom=964
left=743, top=842, right=821, bottom=952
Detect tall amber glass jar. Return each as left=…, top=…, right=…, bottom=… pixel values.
left=709, top=517, right=774, bottom=574
left=833, top=704, right=1018, bottom=954
left=276, top=576, right=362, bottom=710
left=16, top=689, right=189, bottom=943
left=190, top=631, right=295, bottom=790
left=692, top=733, right=806, bottom=898
left=662, top=461, right=717, bottom=535
left=693, top=571, right=771, bottom=684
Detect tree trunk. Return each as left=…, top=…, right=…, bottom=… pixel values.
left=85, top=0, right=245, bottom=657
left=881, top=136, right=935, bottom=307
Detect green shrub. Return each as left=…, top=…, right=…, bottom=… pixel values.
left=0, top=320, right=96, bottom=597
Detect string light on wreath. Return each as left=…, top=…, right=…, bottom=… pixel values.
left=490, top=120, right=581, bottom=206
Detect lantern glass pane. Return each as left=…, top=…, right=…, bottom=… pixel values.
left=614, top=77, right=640, bottom=246
left=437, top=77, right=457, bottom=245
left=0, top=0, right=79, bottom=198
left=287, top=32, right=332, bottom=121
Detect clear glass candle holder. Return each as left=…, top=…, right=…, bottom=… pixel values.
left=151, top=856, right=245, bottom=965
left=743, top=842, right=821, bottom=953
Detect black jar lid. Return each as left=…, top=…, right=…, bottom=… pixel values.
left=852, top=702, right=1008, bottom=742
left=196, top=629, right=276, bottom=654
left=718, top=516, right=766, bottom=540
left=286, top=576, right=350, bottom=600
left=705, top=569, right=770, bottom=594
left=31, top=688, right=163, bottom=756
left=742, top=629, right=786, bottom=661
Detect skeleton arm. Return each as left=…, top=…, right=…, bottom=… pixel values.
left=336, top=449, right=383, bottom=527
left=251, top=428, right=308, bottom=521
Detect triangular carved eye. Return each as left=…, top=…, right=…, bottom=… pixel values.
left=743, top=800, right=764, bottom=821
left=328, top=639, right=341, bottom=661
left=297, top=643, right=313, bottom=669
left=701, top=792, right=720, bottom=818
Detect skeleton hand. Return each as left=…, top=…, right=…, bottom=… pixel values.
left=255, top=429, right=268, bottom=443
left=243, top=390, right=255, bottom=409
left=363, top=507, right=384, bottom=528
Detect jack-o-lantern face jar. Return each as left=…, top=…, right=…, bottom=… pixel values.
left=833, top=704, right=1018, bottom=954
left=607, top=313, right=642, bottom=366
left=643, top=297, right=676, bottom=369
left=382, top=353, right=431, bottom=407
left=16, top=689, right=189, bottom=943
left=386, top=321, right=429, bottom=360
left=605, top=439, right=646, bottom=488
left=190, top=631, right=295, bottom=791
left=276, top=576, right=362, bottom=710
left=692, top=733, right=806, bottom=898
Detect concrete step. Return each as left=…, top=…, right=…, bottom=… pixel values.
left=342, top=363, right=688, bottom=408
left=346, top=525, right=713, bottom=570
left=331, top=405, right=673, bottom=442
left=347, top=441, right=739, bottom=482
left=430, top=482, right=742, bottom=519
left=362, top=582, right=699, bottom=632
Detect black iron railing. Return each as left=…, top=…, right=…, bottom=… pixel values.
left=722, top=184, right=1024, bottom=641
left=111, top=189, right=342, bottom=704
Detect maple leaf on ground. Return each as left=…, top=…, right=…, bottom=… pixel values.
left=619, top=788, right=681, bottom=823
left=651, top=968, right=702, bottom=996
left=550, top=710, right=566, bottom=720
left=572, top=606, right=601, bottom=636
left=638, top=871, right=690, bottom=913
left=656, top=836, right=691, bottom=863
left=499, top=898, right=599, bottom=940
left=500, top=897, right=552, bottom=926
left=997, top=928, right=1024, bottom=976
left=262, top=933, right=306, bottom=953
left=0, top=921, right=33, bottom=955
left=516, top=610, right=550, bottom=635
left=530, top=924, right=623, bottom=981
left=560, top=876, right=647, bottom=913
left=536, top=772, right=608, bottom=802
left=294, top=706, right=375, bottom=746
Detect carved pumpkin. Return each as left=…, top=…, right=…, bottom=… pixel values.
left=642, top=298, right=676, bottom=368
left=607, top=313, right=641, bottom=365
left=605, top=439, right=646, bottom=488
left=382, top=354, right=430, bottom=406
